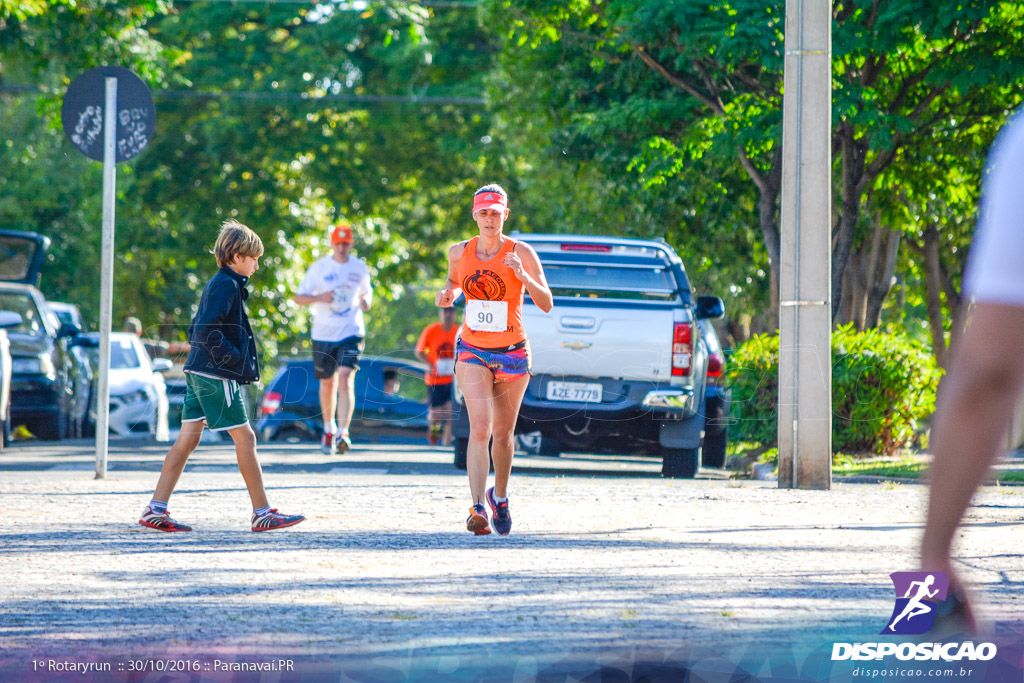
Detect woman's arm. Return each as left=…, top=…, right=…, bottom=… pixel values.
left=505, top=243, right=553, bottom=313
left=435, top=242, right=466, bottom=307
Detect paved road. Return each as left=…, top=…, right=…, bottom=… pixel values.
left=0, top=438, right=1021, bottom=680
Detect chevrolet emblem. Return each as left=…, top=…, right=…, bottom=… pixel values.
left=561, top=341, right=592, bottom=350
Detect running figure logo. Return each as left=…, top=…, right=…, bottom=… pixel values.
left=882, top=571, right=949, bottom=635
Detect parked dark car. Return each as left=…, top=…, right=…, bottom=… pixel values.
left=0, top=311, right=24, bottom=448
left=49, top=302, right=86, bottom=330
left=0, top=283, right=85, bottom=439
left=256, top=356, right=429, bottom=443
left=1, top=230, right=89, bottom=440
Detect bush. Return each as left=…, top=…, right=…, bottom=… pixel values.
left=725, top=325, right=941, bottom=455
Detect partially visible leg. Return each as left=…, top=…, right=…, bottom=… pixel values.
left=921, top=303, right=1024, bottom=629
left=319, top=375, right=339, bottom=429
left=456, top=361, right=496, bottom=506
left=439, top=401, right=453, bottom=447
left=427, top=404, right=442, bottom=444
left=227, top=423, right=269, bottom=510
left=151, top=418, right=205, bottom=503
left=335, top=366, right=356, bottom=435
left=490, top=375, right=529, bottom=499
left=230, top=421, right=305, bottom=531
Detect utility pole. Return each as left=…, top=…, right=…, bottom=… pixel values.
left=778, top=0, right=832, bottom=489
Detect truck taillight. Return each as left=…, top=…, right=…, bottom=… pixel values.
left=672, top=323, right=692, bottom=376
left=707, top=351, right=724, bottom=384
left=261, top=391, right=282, bottom=415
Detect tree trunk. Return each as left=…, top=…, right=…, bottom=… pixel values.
left=923, top=225, right=947, bottom=368
left=756, top=148, right=783, bottom=328
left=838, top=256, right=858, bottom=326
left=864, top=226, right=900, bottom=328
left=832, top=125, right=868, bottom=322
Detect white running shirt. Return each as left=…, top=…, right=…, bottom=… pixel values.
left=297, top=255, right=373, bottom=342
left=964, top=109, right=1024, bottom=306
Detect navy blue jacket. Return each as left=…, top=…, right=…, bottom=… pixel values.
left=183, top=266, right=260, bottom=384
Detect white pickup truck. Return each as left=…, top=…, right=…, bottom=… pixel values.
left=451, top=233, right=725, bottom=478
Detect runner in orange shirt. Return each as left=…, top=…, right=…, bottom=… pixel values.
left=436, top=184, right=553, bottom=535
left=415, top=307, right=459, bottom=446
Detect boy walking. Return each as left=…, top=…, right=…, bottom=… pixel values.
left=139, top=220, right=305, bottom=532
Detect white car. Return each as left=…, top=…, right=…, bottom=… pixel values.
left=77, top=332, right=171, bottom=440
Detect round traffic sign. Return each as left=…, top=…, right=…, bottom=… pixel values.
left=61, top=66, right=156, bottom=163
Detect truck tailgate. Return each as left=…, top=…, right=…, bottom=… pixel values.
left=522, top=303, right=677, bottom=382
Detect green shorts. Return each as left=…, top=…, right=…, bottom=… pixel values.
left=181, top=372, right=249, bottom=432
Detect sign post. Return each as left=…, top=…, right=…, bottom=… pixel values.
left=61, top=66, right=155, bottom=479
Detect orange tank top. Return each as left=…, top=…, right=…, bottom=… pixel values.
left=457, top=236, right=526, bottom=349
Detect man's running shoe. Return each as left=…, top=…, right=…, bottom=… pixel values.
left=139, top=506, right=192, bottom=532
left=486, top=486, right=512, bottom=536
left=427, top=429, right=440, bottom=446
left=335, top=432, right=352, bottom=454
left=466, top=503, right=491, bottom=535
left=321, top=431, right=336, bottom=455
left=251, top=508, right=306, bottom=532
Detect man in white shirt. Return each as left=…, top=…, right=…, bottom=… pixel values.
left=294, top=224, right=373, bottom=454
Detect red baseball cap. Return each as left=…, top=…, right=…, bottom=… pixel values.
left=472, top=190, right=508, bottom=214
left=330, top=224, right=354, bottom=245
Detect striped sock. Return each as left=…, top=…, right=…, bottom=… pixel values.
left=149, top=500, right=168, bottom=514
left=253, top=505, right=271, bottom=517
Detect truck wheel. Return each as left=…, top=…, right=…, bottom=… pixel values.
left=454, top=437, right=469, bottom=470
left=35, top=412, right=64, bottom=441
left=537, top=437, right=562, bottom=456
left=453, top=436, right=495, bottom=471
left=273, top=427, right=306, bottom=444
left=702, top=427, right=727, bottom=468
left=661, top=447, right=699, bottom=478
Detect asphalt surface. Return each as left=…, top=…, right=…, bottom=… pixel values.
left=0, top=437, right=1021, bottom=678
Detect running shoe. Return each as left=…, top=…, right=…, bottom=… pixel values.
left=466, top=503, right=491, bottom=535
left=321, top=431, right=336, bottom=455
left=251, top=508, right=306, bottom=532
left=427, top=429, right=440, bottom=446
left=139, top=506, right=192, bottom=532
left=335, top=432, right=352, bottom=454
left=486, top=486, right=512, bottom=536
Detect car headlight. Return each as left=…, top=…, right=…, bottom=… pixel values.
left=12, top=355, right=55, bottom=376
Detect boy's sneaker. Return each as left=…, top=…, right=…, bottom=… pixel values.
left=466, top=504, right=491, bottom=535
left=251, top=508, right=306, bottom=532
left=486, top=487, right=512, bottom=536
left=139, top=506, right=192, bottom=532
left=321, top=432, right=336, bottom=455
left=335, top=432, right=352, bottom=454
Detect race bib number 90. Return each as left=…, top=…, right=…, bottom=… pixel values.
left=466, top=299, right=508, bottom=332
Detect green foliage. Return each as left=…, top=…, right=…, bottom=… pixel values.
left=726, top=325, right=941, bottom=454
left=832, top=455, right=929, bottom=479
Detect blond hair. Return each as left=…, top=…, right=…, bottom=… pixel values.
left=213, top=219, right=264, bottom=267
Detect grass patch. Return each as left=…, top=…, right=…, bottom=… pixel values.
left=832, top=456, right=928, bottom=479
left=999, top=471, right=1024, bottom=483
